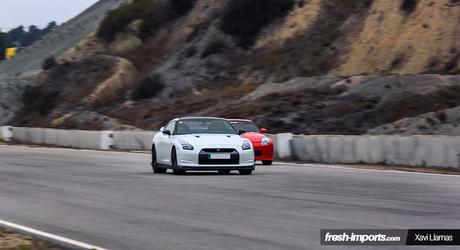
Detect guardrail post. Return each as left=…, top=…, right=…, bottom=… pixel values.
left=0, top=126, right=13, bottom=142
left=100, top=131, right=114, bottom=150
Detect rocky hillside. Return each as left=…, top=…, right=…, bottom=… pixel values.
left=0, top=0, right=129, bottom=125
left=6, top=0, right=460, bottom=135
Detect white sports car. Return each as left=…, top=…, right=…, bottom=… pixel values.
left=151, top=117, right=255, bottom=175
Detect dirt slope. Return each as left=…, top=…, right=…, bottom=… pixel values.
left=338, top=0, right=460, bottom=75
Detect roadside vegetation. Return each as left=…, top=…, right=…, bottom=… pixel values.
left=22, top=85, right=59, bottom=116
left=41, top=56, right=57, bottom=70
left=220, top=0, right=295, bottom=48
left=0, top=32, right=6, bottom=59
left=131, top=74, right=165, bottom=100
left=0, top=229, right=61, bottom=250
left=0, top=22, right=57, bottom=61
left=97, top=0, right=197, bottom=42
left=400, top=0, right=419, bottom=13
left=201, top=40, right=227, bottom=58
left=97, top=0, right=159, bottom=42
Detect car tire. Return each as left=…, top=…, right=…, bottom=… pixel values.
left=239, top=170, right=253, bottom=175
left=171, top=148, right=186, bottom=175
left=151, top=145, right=166, bottom=174
left=262, top=160, right=273, bottom=165
left=218, top=170, right=231, bottom=175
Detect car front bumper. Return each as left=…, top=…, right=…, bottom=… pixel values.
left=176, top=144, right=255, bottom=169
left=180, top=165, right=255, bottom=171
left=253, top=142, right=274, bottom=161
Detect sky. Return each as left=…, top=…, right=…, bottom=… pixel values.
left=0, top=0, right=99, bottom=31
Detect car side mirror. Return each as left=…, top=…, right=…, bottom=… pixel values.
left=260, top=128, right=268, bottom=133
left=238, top=130, right=246, bottom=135
left=160, top=127, right=165, bottom=132
left=163, top=130, right=171, bottom=135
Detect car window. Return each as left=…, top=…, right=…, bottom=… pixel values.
left=166, top=121, right=176, bottom=133
left=176, top=119, right=237, bottom=135
left=230, top=122, right=259, bottom=133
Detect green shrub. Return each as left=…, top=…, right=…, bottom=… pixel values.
left=139, top=0, right=197, bottom=39
left=170, top=0, right=197, bottom=15
left=138, top=4, right=174, bottom=40
left=201, top=40, right=226, bottom=58
left=185, top=47, right=197, bottom=57
left=97, top=0, right=197, bottom=42
left=0, top=32, right=6, bottom=60
left=42, top=55, right=57, bottom=70
left=220, top=0, right=295, bottom=48
left=131, top=74, right=165, bottom=100
left=97, top=0, right=159, bottom=42
left=400, top=0, right=418, bottom=13
left=23, top=85, right=59, bottom=115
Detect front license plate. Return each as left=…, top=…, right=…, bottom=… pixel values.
left=209, top=153, right=231, bottom=159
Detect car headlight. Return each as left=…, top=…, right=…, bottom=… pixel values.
left=179, top=140, right=194, bottom=151
left=242, top=140, right=252, bottom=150
left=261, top=136, right=271, bottom=145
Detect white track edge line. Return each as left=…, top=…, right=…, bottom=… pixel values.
left=275, top=162, right=460, bottom=177
left=0, top=219, right=108, bottom=250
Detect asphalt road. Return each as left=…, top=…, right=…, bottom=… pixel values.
left=0, top=145, right=459, bottom=250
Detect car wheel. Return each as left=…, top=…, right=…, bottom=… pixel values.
left=218, top=170, right=231, bottom=175
left=151, top=145, right=166, bottom=174
left=239, top=170, right=253, bottom=175
left=171, top=148, right=186, bottom=175
left=262, top=160, right=273, bottom=165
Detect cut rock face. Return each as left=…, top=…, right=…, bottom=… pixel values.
left=0, top=75, right=34, bottom=125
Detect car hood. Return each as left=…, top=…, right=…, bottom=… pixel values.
left=240, top=132, right=266, bottom=143
left=175, top=134, right=246, bottom=146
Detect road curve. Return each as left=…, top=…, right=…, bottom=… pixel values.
left=0, top=145, right=459, bottom=250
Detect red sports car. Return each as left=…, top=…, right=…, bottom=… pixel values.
left=228, top=119, right=274, bottom=165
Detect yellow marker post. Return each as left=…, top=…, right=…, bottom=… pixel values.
left=5, top=47, right=17, bottom=59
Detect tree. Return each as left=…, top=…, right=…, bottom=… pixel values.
left=6, top=26, right=25, bottom=47
left=43, top=21, right=57, bottom=34
left=21, top=25, right=42, bottom=46
left=0, top=32, right=7, bottom=60
left=4, top=21, right=58, bottom=48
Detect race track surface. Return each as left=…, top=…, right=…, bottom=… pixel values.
left=0, top=146, right=459, bottom=250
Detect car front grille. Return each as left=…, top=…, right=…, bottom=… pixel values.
left=199, top=149, right=239, bottom=165
left=202, top=148, right=235, bottom=153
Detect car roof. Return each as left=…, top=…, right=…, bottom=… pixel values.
left=228, top=119, right=254, bottom=123
left=175, top=117, right=226, bottom=121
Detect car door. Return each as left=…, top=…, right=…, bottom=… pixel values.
left=157, top=121, right=176, bottom=165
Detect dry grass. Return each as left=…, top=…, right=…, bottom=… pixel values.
left=0, top=229, right=61, bottom=250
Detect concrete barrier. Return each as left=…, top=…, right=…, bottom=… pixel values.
left=2, top=126, right=459, bottom=168
left=291, top=135, right=315, bottom=162
left=289, top=135, right=459, bottom=168
left=112, top=131, right=155, bottom=150
left=101, top=131, right=114, bottom=150
left=11, top=127, right=107, bottom=150
left=275, top=133, right=293, bottom=159
left=0, top=126, right=13, bottom=141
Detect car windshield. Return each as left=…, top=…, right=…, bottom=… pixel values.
left=230, top=122, right=259, bottom=133
left=175, top=119, right=237, bottom=135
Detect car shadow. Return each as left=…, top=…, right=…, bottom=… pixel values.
left=165, top=172, right=239, bottom=176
